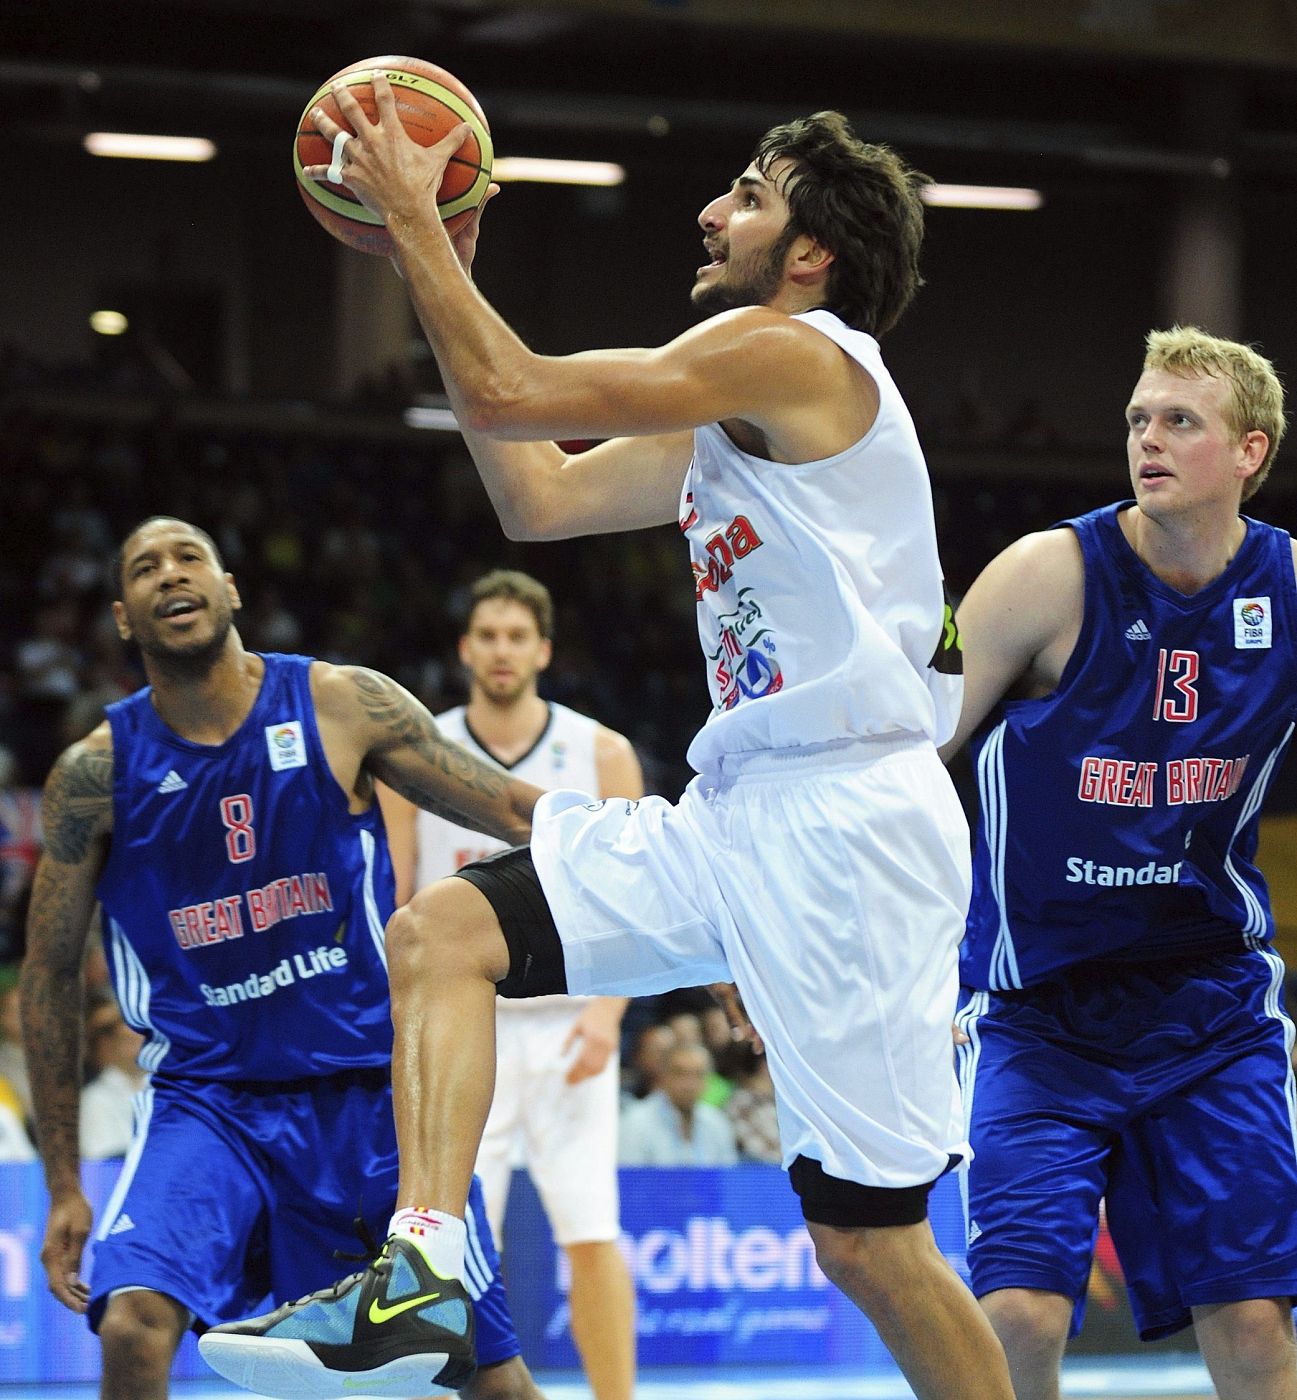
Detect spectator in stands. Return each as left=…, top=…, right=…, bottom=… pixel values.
left=622, top=1021, right=676, bottom=1104
left=0, top=983, right=31, bottom=1125
left=619, top=1042, right=738, bottom=1167
left=0, top=746, right=40, bottom=961
left=724, top=1042, right=781, bottom=1166
left=79, top=996, right=147, bottom=1160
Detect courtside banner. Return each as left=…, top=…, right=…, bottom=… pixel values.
left=2, top=1160, right=1147, bottom=1381
left=0, top=1161, right=206, bottom=1381
left=502, top=1164, right=966, bottom=1368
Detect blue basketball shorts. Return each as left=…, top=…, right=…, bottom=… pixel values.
left=87, top=1070, right=520, bottom=1366
left=956, top=948, right=1297, bottom=1340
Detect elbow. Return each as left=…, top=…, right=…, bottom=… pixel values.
left=457, top=372, right=533, bottom=438
left=499, top=513, right=556, bottom=543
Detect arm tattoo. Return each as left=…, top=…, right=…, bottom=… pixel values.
left=21, top=744, right=110, bottom=1193
left=43, top=746, right=113, bottom=863
left=349, top=669, right=533, bottom=839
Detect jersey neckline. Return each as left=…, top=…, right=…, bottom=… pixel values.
left=1098, top=500, right=1263, bottom=610
left=135, top=651, right=282, bottom=754
left=461, top=702, right=555, bottom=771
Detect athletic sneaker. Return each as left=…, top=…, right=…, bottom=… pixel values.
left=197, top=1235, right=475, bottom=1398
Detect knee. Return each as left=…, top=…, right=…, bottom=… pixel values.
left=386, top=880, right=503, bottom=984
left=805, top=1219, right=938, bottom=1314
left=1197, top=1298, right=1297, bottom=1379
left=980, top=1287, right=1072, bottom=1365
left=384, top=894, right=439, bottom=977
left=98, top=1291, right=184, bottom=1373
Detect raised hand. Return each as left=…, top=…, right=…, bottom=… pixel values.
left=302, top=72, right=473, bottom=229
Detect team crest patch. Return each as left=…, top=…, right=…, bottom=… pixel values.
left=265, top=720, right=307, bottom=770
left=1233, top=596, right=1272, bottom=649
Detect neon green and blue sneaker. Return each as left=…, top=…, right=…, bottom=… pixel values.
left=198, top=1235, right=475, bottom=1398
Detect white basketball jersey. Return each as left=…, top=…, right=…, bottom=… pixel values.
left=682, top=308, right=960, bottom=773
left=417, top=701, right=602, bottom=879
left=417, top=702, right=602, bottom=1014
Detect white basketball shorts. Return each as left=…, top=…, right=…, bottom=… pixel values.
left=475, top=998, right=621, bottom=1246
left=531, top=734, right=971, bottom=1190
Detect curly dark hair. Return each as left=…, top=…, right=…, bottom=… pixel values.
left=753, top=111, right=930, bottom=338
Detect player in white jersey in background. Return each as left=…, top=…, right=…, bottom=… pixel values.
left=204, top=100, right=1014, bottom=1400
left=383, top=569, right=641, bottom=1400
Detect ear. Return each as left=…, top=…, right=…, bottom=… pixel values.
left=788, top=234, right=835, bottom=288
left=1238, top=429, right=1269, bottom=484
left=537, top=637, right=553, bottom=673
left=458, top=633, right=472, bottom=667
left=225, top=574, right=242, bottom=613
left=112, top=599, right=131, bottom=642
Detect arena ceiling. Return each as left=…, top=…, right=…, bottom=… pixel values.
left=9, top=0, right=1297, bottom=191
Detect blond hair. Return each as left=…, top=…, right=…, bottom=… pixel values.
left=1143, top=326, right=1286, bottom=501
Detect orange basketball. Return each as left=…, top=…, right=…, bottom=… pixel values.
left=293, top=55, right=492, bottom=256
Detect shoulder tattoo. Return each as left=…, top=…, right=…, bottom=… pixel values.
left=43, top=745, right=114, bottom=863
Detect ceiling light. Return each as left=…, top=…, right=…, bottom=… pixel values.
left=403, top=405, right=460, bottom=432
left=493, top=157, right=625, bottom=187
left=922, top=184, right=1042, bottom=210
left=83, top=133, right=217, bottom=162
left=89, top=310, right=128, bottom=336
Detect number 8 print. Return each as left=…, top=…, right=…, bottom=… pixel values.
left=220, top=794, right=257, bottom=863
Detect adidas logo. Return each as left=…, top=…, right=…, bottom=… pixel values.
left=108, top=1213, right=135, bottom=1235
left=967, top=1219, right=982, bottom=1244
left=1124, top=619, right=1151, bottom=641
left=157, top=770, right=188, bottom=794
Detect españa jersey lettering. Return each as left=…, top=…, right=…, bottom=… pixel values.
left=963, top=504, right=1297, bottom=990
left=97, top=653, right=396, bottom=1080
left=416, top=703, right=600, bottom=1014
left=682, top=309, right=961, bottom=772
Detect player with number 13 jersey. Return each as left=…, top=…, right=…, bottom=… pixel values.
left=962, top=499, right=1297, bottom=992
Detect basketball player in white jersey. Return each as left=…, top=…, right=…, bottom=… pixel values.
left=382, top=569, right=641, bottom=1400
left=205, top=97, right=1014, bottom=1400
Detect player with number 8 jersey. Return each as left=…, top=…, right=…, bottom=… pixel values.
left=19, top=517, right=548, bottom=1398
left=97, top=651, right=396, bottom=1080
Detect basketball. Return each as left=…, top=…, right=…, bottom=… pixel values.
left=293, top=55, right=493, bottom=257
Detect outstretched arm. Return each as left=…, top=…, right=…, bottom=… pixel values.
left=20, top=726, right=115, bottom=1312
left=315, top=666, right=542, bottom=845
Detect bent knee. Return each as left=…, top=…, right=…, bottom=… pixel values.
left=805, top=1218, right=942, bottom=1305
left=387, top=878, right=509, bottom=981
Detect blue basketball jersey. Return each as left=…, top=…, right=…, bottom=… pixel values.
left=963, top=503, right=1297, bottom=990
left=97, top=653, right=396, bottom=1080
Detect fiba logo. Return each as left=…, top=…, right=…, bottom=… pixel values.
left=1233, top=595, right=1273, bottom=650
left=264, top=719, right=307, bottom=770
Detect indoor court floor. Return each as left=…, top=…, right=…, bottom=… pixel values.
left=2, top=1355, right=1215, bottom=1399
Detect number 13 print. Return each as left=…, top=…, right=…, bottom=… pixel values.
left=1153, top=648, right=1199, bottom=723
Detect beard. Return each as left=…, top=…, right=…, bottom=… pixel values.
left=691, top=226, right=799, bottom=318
left=133, top=605, right=235, bottom=679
